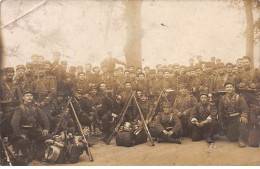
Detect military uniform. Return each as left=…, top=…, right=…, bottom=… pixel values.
left=190, top=101, right=217, bottom=142
left=11, top=100, right=50, bottom=161
left=218, top=92, right=249, bottom=144
left=155, top=102, right=182, bottom=143
left=0, top=67, right=22, bottom=137
left=173, top=88, right=198, bottom=137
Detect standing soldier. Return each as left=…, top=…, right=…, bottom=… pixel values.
left=14, top=65, right=26, bottom=92
left=173, top=83, right=198, bottom=137
left=0, top=67, right=22, bottom=137
left=133, top=93, right=151, bottom=121
left=85, top=63, right=93, bottom=82
left=218, top=81, right=249, bottom=148
left=33, top=63, right=56, bottom=122
left=51, top=52, right=66, bottom=92
left=135, top=72, right=150, bottom=94
left=155, top=102, right=182, bottom=144
left=190, top=92, right=217, bottom=143
left=91, top=66, right=102, bottom=86
left=73, top=72, right=89, bottom=97
left=22, top=62, right=35, bottom=93
left=11, top=90, right=50, bottom=162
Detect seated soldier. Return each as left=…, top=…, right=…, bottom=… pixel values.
left=190, top=92, right=217, bottom=143
left=155, top=102, right=182, bottom=144
left=173, top=83, right=198, bottom=137
left=218, top=81, right=249, bottom=148
left=11, top=90, right=51, bottom=162
left=248, top=91, right=260, bottom=147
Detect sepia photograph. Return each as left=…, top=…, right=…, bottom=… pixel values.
left=0, top=0, right=260, bottom=166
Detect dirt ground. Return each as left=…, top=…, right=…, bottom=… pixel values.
left=30, top=135, right=260, bottom=166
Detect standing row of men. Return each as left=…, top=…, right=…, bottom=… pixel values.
left=0, top=53, right=259, bottom=164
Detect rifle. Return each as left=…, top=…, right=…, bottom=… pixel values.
left=68, top=97, right=94, bottom=162
left=146, top=90, right=164, bottom=123
left=105, top=92, right=135, bottom=145
left=132, top=95, right=155, bottom=146
left=0, top=135, right=12, bottom=166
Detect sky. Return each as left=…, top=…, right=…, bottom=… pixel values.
left=1, top=0, right=260, bottom=68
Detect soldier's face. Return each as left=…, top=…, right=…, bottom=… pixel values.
left=236, top=60, right=243, bottom=68
left=53, top=55, right=60, bottom=63
left=218, top=68, right=224, bottom=74
left=91, top=89, right=97, bottom=95
left=144, top=69, right=149, bottom=75
left=141, top=95, right=147, bottom=102
left=77, top=67, right=83, bottom=73
left=163, top=107, right=171, bottom=114
left=190, top=71, right=195, bottom=77
left=180, top=68, right=185, bottom=74
left=100, top=84, right=106, bottom=91
left=38, top=68, right=46, bottom=76
left=130, top=73, right=136, bottom=78
left=137, top=69, right=142, bottom=73
left=85, top=65, right=92, bottom=72
left=129, top=67, right=134, bottom=72
left=243, top=59, right=250, bottom=69
left=16, top=69, right=25, bottom=77
left=23, top=93, right=33, bottom=103
left=114, top=71, right=118, bottom=76
left=79, top=74, right=85, bottom=81
left=225, top=84, right=234, bottom=94
left=201, top=64, right=206, bottom=71
left=233, top=67, right=238, bottom=74
left=125, top=83, right=131, bottom=90
left=179, top=88, right=187, bottom=95
left=137, top=91, right=142, bottom=98
left=124, top=72, right=130, bottom=77
left=226, top=65, right=233, bottom=73
left=45, top=64, right=51, bottom=71
left=138, top=74, right=145, bottom=80
left=94, top=68, right=100, bottom=74
left=196, top=69, right=202, bottom=76
left=38, top=56, right=44, bottom=62
left=31, top=56, right=38, bottom=62
left=158, top=71, right=163, bottom=77
left=175, top=67, right=180, bottom=73
left=200, top=95, right=208, bottom=104
left=163, top=72, right=170, bottom=79
left=6, top=72, right=14, bottom=79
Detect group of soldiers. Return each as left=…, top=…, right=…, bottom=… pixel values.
left=0, top=52, right=260, bottom=164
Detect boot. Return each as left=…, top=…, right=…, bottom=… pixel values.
left=167, top=138, right=181, bottom=144
left=157, top=138, right=167, bottom=143
left=238, top=139, right=246, bottom=148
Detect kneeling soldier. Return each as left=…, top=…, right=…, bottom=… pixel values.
left=190, top=92, right=217, bottom=143
left=11, top=90, right=50, bottom=162
left=155, top=102, right=182, bottom=144
left=218, top=81, right=249, bottom=148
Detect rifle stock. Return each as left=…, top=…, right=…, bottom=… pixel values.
left=0, top=135, right=12, bottom=166
left=68, top=98, right=94, bottom=162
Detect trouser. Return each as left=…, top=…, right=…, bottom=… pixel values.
left=191, top=121, right=217, bottom=141
left=223, top=116, right=249, bottom=142
left=179, top=116, right=191, bottom=137
left=248, top=125, right=260, bottom=147
left=12, top=127, right=51, bottom=161
left=0, top=109, right=15, bottom=137
left=157, top=129, right=181, bottom=141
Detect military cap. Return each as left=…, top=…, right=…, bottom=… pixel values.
left=144, top=66, right=150, bottom=70
left=78, top=72, right=85, bottom=76
left=4, top=67, right=15, bottom=73
left=163, top=69, right=170, bottom=73
left=156, top=64, right=162, bottom=68
left=92, top=66, right=99, bottom=70
left=118, top=67, right=123, bottom=70
left=61, top=61, right=67, bottom=66
left=38, top=55, right=44, bottom=59
left=178, top=83, right=187, bottom=89
left=31, top=54, right=38, bottom=59
left=162, top=102, right=171, bottom=107
left=16, top=64, right=25, bottom=70
left=38, top=63, right=45, bottom=68
left=43, top=61, right=51, bottom=65
left=22, top=89, right=33, bottom=96
left=26, top=62, right=33, bottom=68
left=150, top=69, right=156, bottom=74
left=225, top=63, right=233, bottom=67
left=138, top=72, right=145, bottom=77
left=199, top=91, right=208, bottom=97
left=70, top=66, right=76, bottom=71
left=77, top=65, right=83, bottom=69
left=224, top=81, right=234, bottom=87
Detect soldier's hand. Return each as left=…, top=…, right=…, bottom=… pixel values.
left=42, top=130, right=49, bottom=136
left=0, top=111, right=3, bottom=117
left=111, top=113, right=118, bottom=118
left=168, top=131, right=173, bottom=136
left=177, top=112, right=182, bottom=117
left=162, top=130, right=168, bottom=135
left=40, top=102, right=46, bottom=107
left=195, top=122, right=201, bottom=127
left=20, top=134, right=27, bottom=140
left=239, top=82, right=246, bottom=88
left=35, top=102, right=40, bottom=106
left=240, top=117, right=248, bottom=124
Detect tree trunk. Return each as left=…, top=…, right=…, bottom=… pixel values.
left=243, top=0, right=254, bottom=68
left=124, top=0, right=142, bottom=68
